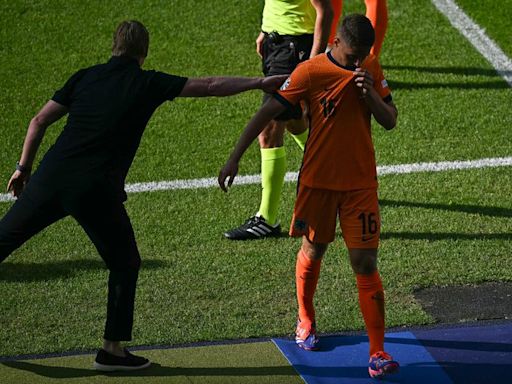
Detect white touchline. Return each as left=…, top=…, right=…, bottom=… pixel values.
left=1, top=157, right=511, bottom=203
left=431, top=0, right=512, bottom=87
left=2, top=2, right=510, bottom=205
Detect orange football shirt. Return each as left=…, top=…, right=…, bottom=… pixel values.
left=275, top=52, right=391, bottom=191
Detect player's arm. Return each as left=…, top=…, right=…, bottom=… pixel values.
left=368, top=97, right=397, bottom=130
left=7, top=100, right=68, bottom=197
left=354, top=68, right=397, bottom=130
left=178, top=75, right=288, bottom=97
left=310, top=0, right=334, bottom=57
left=218, top=97, right=287, bottom=192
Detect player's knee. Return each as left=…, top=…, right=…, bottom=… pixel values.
left=286, top=118, right=307, bottom=135
left=301, top=237, right=328, bottom=260
left=352, top=263, right=377, bottom=275
left=258, top=121, right=285, bottom=147
left=349, top=248, right=378, bottom=274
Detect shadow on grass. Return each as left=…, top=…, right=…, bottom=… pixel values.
left=0, top=259, right=166, bottom=282
left=383, top=65, right=512, bottom=77
left=378, top=199, right=512, bottom=240
left=380, top=199, right=512, bottom=218
left=380, top=232, right=512, bottom=241
left=382, top=65, right=511, bottom=90
left=1, top=361, right=297, bottom=378
left=389, top=80, right=510, bottom=90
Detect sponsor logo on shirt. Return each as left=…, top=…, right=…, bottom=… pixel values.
left=381, top=79, right=388, bottom=88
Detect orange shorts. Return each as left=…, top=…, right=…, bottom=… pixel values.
left=289, top=185, right=380, bottom=248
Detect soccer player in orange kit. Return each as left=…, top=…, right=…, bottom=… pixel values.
left=219, top=13, right=399, bottom=380
left=329, top=0, right=387, bottom=58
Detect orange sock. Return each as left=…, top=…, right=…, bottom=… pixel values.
left=356, top=271, right=385, bottom=356
left=365, top=0, right=388, bottom=58
left=296, top=249, right=322, bottom=326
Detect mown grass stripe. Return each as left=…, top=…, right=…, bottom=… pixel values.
left=431, top=0, right=512, bottom=86
left=1, top=157, right=510, bottom=203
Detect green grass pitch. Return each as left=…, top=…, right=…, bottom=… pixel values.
left=0, top=0, right=511, bottom=361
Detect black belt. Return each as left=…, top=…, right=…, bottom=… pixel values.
left=263, top=31, right=312, bottom=44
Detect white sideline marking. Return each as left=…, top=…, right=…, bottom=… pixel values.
left=1, top=157, right=511, bottom=203
left=2, top=3, right=510, bottom=205
left=432, top=0, right=512, bottom=87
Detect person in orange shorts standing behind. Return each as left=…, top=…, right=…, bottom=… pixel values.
left=219, top=13, right=398, bottom=380
left=329, top=0, right=387, bottom=58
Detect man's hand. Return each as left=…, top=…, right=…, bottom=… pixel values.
left=261, top=75, right=289, bottom=93
left=7, top=170, right=30, bottom=198
left=256, top=32, right=265, bottom=58
left=354, top=68, right=374, bottom=97
left=218, top=159, right=239, bottom=192
left=353, top=68, right=398, bottom=130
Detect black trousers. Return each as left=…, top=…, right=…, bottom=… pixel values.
left=0, top=176, right=140, bottom=341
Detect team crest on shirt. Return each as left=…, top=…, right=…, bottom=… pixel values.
left=280, top=77, right=291, bottom=90
left=381, top=79, right=388, bottom=88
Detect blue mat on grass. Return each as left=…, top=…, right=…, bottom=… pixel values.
left=272, top=322, right=512, bottom=384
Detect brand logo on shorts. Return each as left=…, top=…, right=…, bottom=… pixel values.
left=362, top=235, right=375, bottom=242
left=294, top=218, right=307, bottom=231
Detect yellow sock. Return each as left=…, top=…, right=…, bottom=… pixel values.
left=258, top=147, right=286, bottom=225
left=290, top=130, right=309, bottom=151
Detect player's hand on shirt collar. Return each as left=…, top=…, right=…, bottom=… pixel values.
left=353, top=68, right=374, bottom=97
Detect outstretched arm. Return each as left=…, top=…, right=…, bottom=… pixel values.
left=7, top=100, right=68, bottom=197
left=178, top=75, right=288, bottom=97
left=218, top=97, right=287, bottom=192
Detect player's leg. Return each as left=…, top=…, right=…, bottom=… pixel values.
left=286, top=33, right=314, bottom=151
left=365, top=0, right=388, bottom=58
left=350, top=248, right=398, bottom=378
left=67, top=191, right=149, bottom=371
left=258, top=117, right=288, bottom=226
left=340, top=188, right=398, bottom=378
left=286, top=111, right=309, bottom=151
left=223, top=116, right=285, bottom=240
left=290, top=186, right=338, bottom=350
left=256, top=33, right=314, bottom=228
left=224, top=33, right=305, bottom=240
left=349, top=248, right=384, bottom=355
left=294, top=237, right=327, bottom=350
left=328, top=0, right=343, bottom=50
left=0, top=182, right=66, bottom=263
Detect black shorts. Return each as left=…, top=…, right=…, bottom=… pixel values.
left=261, top=32, right=313, bottom=121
